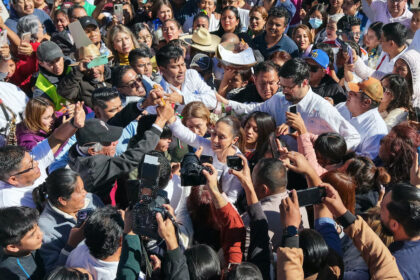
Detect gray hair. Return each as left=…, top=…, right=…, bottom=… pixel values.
left=17, top=14, right=41, bottom=40
left=77, top=142, right=103, bottom=154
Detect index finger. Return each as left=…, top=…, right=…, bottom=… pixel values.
left=290, top=189, right=299, bottom=206
left=202, top=162, right=216, bottom=174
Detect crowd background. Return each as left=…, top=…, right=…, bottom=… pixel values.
left=0, top=0, right=420, bottom=279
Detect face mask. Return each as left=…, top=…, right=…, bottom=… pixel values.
left=309, top=18, right=323, bottom=29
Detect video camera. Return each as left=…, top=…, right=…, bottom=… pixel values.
left=180, top=153, right=213, bottom=186
left=129, top=155, right=171, bottom=240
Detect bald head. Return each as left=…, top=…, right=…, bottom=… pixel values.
left=220, top=32, right=240, bottom=44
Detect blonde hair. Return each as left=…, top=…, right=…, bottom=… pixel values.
left=107, top=25, right=140, bottom=59
left=23, top=97, right=54, bottom=133
left=181, top=101, right=211, bottom=126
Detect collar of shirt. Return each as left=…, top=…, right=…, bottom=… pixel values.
left=48, top=197, right=91, bottom=221
left=385, top=4, right=413, bottom=23
left=295, top=87, right=315, bottom=111
left=348, top=107, right=379, bottom=125
left=260, top=190, right=289, bottom=205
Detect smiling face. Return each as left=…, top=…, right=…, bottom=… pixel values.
left=159, top=56, right=186, bottom=88
left=118, top=69, right=146, bottom=97
left=221, top=10, right=239, bottom=33
left=293, top=27, right=310, bottom=51
left=13, top=0, right=34, bottom=16
left=157, top=4, right=173, bottom=22
left=255, top=69, right=279, bottom=101
left=210, top=121, right=238, bottom=152
left=84, top=25, right=101, bottom=45
left=387, top=0, right=406, bottom=18
left=265, top=16, right=286, bottom=40
left=113, top=32, right=134, bottom=55
left=199, top=0, right=215, bottom=15
left=55, top=12, right=69, bottom=32
left=10, top=152, right=41, bottom=187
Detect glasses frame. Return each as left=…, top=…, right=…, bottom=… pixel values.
left=10, top=154, right=34, bottom=176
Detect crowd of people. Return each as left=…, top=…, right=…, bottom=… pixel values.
left=0, top=0, right=420, bottom=278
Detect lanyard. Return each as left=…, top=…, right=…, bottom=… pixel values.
left=16, top=258, right=31, bottom=279
left=376, top=54, right=387, bottom=71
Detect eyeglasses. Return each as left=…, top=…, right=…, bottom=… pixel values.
left=121, top=75, right=143, bottom=89
left=139, top=35, right=152, bottom=41
left=11, top=154, right=34, bottom=176
left=279, top=83, right=298, bottom=91
left=389, top=0, right=404, bottom=3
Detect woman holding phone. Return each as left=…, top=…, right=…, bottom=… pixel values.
left=167, top=112, right=245, bottom=203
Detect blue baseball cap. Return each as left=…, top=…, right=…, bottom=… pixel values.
left=307, top=49, right=329, bottom=70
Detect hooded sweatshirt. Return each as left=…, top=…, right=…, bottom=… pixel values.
left=399, top=49, right=420, bottom=109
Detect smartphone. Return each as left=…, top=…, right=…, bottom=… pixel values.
left=288, top=105, right=297, bottom=133
left=347, top=44, right=353, bottom=64
left=0, top=30, right=7, bottom=46
left=269, top=132, right=280, bottom=159
left=21, top=32, right=31, bottom=44
left=76, top=209, right=94, bottom=227
left=291, top=187, right=327, bottom=207
left=227, top=155, right=243, bottom=171
left=200, top=155, right=213, bottom=164
left=114, top=4, right=123, bottom=22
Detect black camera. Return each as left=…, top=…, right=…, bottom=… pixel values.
left=227, top=155, right=243, bottom=171
left=180, top=153, right=213, bottom=186
left=131, top=155, right=170, bottom=239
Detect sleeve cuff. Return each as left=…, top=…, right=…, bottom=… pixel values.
left=336, top=210, right=357, bottom=228
left=283, top=235, right=299, bottom=248
left=152, top=124, right=163, bottom=133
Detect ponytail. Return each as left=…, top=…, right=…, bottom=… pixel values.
left=32, top=182, right=48, bottom=213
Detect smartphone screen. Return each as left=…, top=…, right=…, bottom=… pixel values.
left=269, top=132, right=280, bottom=159
left=292, top=187, right=327, bottom=207
left=200, top=155, right=213, bottom=164
left=0, top=30, right=7, bottom=46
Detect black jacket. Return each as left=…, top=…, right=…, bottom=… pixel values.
left=51, top=30, right=76, bottom=58
left=312, top=75, right=347, bottom=105
left=57, top=65, right=112, bottom=108
left=68, top=125, right=161, bottom=197
left=228, top=84, right=264, bottom=104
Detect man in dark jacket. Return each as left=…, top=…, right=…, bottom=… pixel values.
left=68, top=101, right=174, bottom=202
left=57, top=44, right=111, bottom=108
left=31, top=41, right=72, bottom=110
left=305, top=49, right=347, bottom=105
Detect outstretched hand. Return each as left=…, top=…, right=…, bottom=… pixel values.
left=280, top=190, right=301, bottom=228
left=322, top=183, right=348, bottom=218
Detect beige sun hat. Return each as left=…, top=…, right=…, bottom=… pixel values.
left=181, top=27, right=221, bottom=53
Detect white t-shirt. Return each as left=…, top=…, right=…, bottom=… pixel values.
left=66, top=242, right=120, bottom=280
left=0, top=139, right=54, bottom=208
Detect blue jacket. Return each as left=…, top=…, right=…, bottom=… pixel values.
left=251, top=31, right=299, bottom=59
left=38, top=193, right=103, bottom=273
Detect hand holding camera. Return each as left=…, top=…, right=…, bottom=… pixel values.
left=156, top=204, right=178, bottom=250
left=280, top=189, right=301, bottom=229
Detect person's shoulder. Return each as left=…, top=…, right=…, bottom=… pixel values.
left=34, top=8, right=51, bottom=19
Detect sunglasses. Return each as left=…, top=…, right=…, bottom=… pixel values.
left=11, top=154, right=34, bottom=176
left=121, top=75, right=143, bottom=89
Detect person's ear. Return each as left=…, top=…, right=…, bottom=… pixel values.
left=5, top=244, right=20, bottom=254
left=232, top=136, right=239, bottom=145
left=362, top=97, right=372, bottom=108
left=389, top=218, right=399, bottom=233
left=301, top=79, right=309, bottom=87
left=262, top=184, right=271, bottom=196
left=6, top=175, right=19, bottom=186
left=93, top=106, right=101, bottom=119
left=58, top=197, right=68, bottom=207
left=87, top=147, right=97, bottom=156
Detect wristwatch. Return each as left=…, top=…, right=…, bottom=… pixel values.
left=283, top=226, right=298, bottom=238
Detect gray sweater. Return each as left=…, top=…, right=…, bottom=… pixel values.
left=38, top=193, right=103, bottom=273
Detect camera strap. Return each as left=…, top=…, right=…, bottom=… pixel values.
left=140, top=238, right=153, bottom=278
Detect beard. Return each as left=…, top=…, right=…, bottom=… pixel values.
left=381, top=220, right=394, bottom=236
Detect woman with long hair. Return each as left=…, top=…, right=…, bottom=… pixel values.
left=292, top=24, right=314, bottom=57
left=379, top=74, right=413, bottom=130
left=107, top=25, right=140, bottom=66
left=212, top=6, right=251, bottom=43
left=248, top=6, right=267, bottom=39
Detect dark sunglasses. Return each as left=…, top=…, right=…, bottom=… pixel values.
left=122, top=75, right=143, bottom=89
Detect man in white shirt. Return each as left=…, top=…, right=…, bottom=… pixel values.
left=0, top=102, right=85, bottom=208
left=66, top=206, right=125, bottom=280
left=226, top=58, right=361, bottom=151
left=353, top=22, right=408, bottom=79
left=336, top=77, right=388, bottom=159
left=362, top=0, right=413, bottom=28
left=155, top=44, right=217, bottom=111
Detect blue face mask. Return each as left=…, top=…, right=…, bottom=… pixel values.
left=309, top=18, right=323, bottom=29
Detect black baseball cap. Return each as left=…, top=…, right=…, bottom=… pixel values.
left=79, top=16, right=99, bottom=29
left=76, top=119, right=123, bottom=146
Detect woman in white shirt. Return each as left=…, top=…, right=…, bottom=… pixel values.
left=168, top=113, right=245, bottom=203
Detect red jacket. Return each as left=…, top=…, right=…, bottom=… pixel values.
left=215, top=202, right=245, bottom=265
left=10, top=42, right=40, bottom=94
